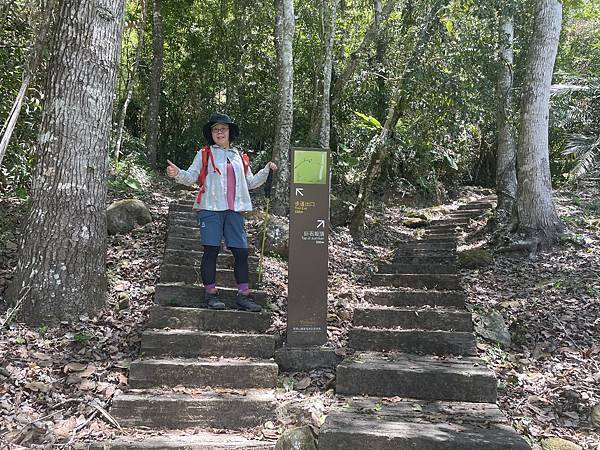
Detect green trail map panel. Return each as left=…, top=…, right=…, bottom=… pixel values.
left=293, top=150, right=327, bottom=184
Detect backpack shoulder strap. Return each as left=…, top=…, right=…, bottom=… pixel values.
left=241, top=151, right=250, bottom=175
left=196, top=145, right=215, bottom=204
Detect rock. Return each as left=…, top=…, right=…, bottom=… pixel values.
left=276, top=398, right=326, bottom=427
left=592, top=404, right=600, bottom=429
left=540, top=437, right=582, bottom=450
left=473, top=309, right=511, bottom=347
left=117, top=292, right=130, bottom=310
left=254, top=214, right=288, bottom=258
left=330, top=196, right=353, bottom=227
left=275, top=426, right=316, bottom=450
left=106, top=199, right=152, bottom=235
left=458, top=249, right=493, bottom=269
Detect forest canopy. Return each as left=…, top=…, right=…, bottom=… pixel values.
left=0, top=0, right=598, bottom=198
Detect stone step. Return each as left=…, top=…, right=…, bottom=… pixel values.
left=163, top=249, right=259, bottom=269
left=428, top=224, right=462, bottom=231
left=168, top=213, right=197, bottom=228
left=128, top=358, right=278, bottom=389
left=169, top=218, right=199, bottom=229
left=147, top=306, right=271, bottom=333
left=169, top=202, right=196, bottom=213
left=318, top=398, right=530, bottom=450
left=336, top=352, right=497, bottom=402
left=393, top=250, right=457, bottom=260
left=166, top=236, right=204, bottom=252
left=110, top=389, right=276, bottom=429
left=353, top=307, right=472, bottom=331
left=394, top=244, right=456, bottom=253
left=349, top=328, right=477, bottom=355
left=448, top=211, right=485, bottom=219
left=397, top=240, right=456, bottom=247
left=458, top=202, right=493, bottom=211
left=392, top=255, right=457, bottom=265
left=155, top=283, right=268, bottom=308
left=90, top=431, right=275, bottom=449
left=430, top=218, right=471, bottom=225
left=364, top=289, right=466, bottom=308
left=372, top=274, right=461, bottom=290
left=422, top=235, right=458, bottom=242
left=140, top=330, right=275, bottom=359
left=420, top=234, right=459, bottom=241
left=166, top=236, right=257, bottom=254
left=169, top=225, right=201, bottom=239
left=378, top=263, right=456, bottom=274
left=159, top=264, right=258, bottom=286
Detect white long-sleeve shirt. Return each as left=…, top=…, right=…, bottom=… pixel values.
left=174, top=144, right=270, bottom=212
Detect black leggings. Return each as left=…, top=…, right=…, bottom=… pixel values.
left=201, top=245, right=249, bottom=285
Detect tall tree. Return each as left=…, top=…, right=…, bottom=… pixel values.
left=145, top=0, right=163, bottom=168
left=0, top=0, right=55, bottom=169
left=271, top=0, right=295, bottom=216
left=8, top=0, right=125, bottom=324
left=373, top=0, right=387, bottom=122
left=330, top=0, right=397, bottom=110
left=495, top=1, right=517, bottom=224
left=350, top=1, right=443, bottom=241
left=114, top=0, right=146, bottom=163
left=512, top=0, right=564, bottom=246
left=318, top=0, right=340, bottom=149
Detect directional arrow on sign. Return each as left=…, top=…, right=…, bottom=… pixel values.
left=317, top=220, right=325, bottom=228
left=296, top=188, right=304, bottom=196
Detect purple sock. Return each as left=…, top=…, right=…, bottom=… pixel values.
left=238, top=283, right=249, bottom=293
left=205, top=283, right=216, bottom=292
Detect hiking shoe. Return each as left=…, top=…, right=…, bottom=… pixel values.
left=205, top=291, right=225, bottom=310
left=236, top=292, right=262, bottom=312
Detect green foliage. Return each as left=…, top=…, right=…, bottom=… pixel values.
left=2, top=0, right=598, bottom=203
left=0, top=0, right=43, bottom=195
left=108, top=149, right=153, bottom=194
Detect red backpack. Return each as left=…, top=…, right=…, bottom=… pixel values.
left=196, top=145, right=250, bottom=204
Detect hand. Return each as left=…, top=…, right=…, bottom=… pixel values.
left=268, top=162, right=278, bottom=171
left=166, top=160, right=180, bottom=177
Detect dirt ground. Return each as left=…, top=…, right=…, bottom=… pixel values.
left=0, top=179, right=598, bottom=448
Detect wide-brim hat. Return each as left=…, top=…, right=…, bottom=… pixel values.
left=202, top=113, right=240, bottom=145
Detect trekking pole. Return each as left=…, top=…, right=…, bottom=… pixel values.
left=257, top=168, right=274, bottom=287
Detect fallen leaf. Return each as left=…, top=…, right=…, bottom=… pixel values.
left=64, top=362, right=87, bottom=373
left=296, top=377, right=311, bottom=390
left=24, top=382, right=50, bottom=393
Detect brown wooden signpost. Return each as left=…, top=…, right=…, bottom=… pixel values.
left=287, top=147, right=329, bottom=347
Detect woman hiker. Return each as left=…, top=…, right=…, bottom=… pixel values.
left=166, top=113, right=277, bottom=312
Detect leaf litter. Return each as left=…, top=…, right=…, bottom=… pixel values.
left=0, top=180, right=598, bottom=447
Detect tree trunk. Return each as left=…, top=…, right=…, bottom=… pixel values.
left=349, top=1, right=443, bottom=241
left=145, top=0, right=163, bottom=168
left=330, top=0, right=397, bottom=110
left=271, top=0, right=295, bottom=216
left=373, top=0, right=387, bottom=122
left=318, top=0, right=339, bottom=150
left=114, top=0, right=146, bottom=163
left=513, top=0, right=564, bottom=245
left=9, top=0, right=125, bottom=325
left=495, top=3, right=517, bottom=224
left=0, top=0, right=55, bottom=169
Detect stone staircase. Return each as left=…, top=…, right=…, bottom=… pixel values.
left=103, top=202, right=278, bottom=448
left=319, top=200, right=531, bottom=449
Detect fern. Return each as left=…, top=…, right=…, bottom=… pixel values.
left=562, top=133, right=600, bottom=179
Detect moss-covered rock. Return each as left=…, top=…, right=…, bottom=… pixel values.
left=401, top=217, right=429, bottom=228
left=458, top=249, right=492, bottom=269
left=106, top=199, right=152, bottom=235
left=540, top=437, right=582, bottom=450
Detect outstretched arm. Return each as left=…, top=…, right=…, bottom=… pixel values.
left=166, top=151, right=203, bottom=186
